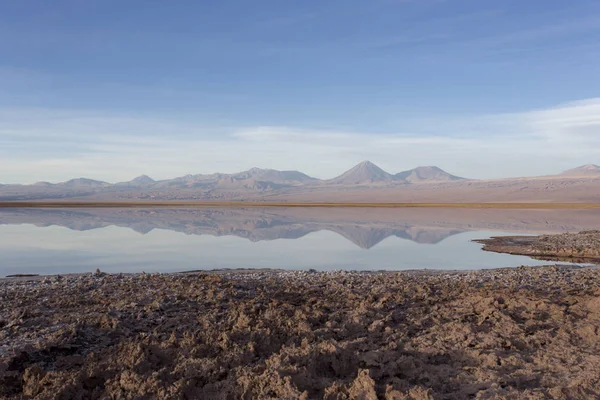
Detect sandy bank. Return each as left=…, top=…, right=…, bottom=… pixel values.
left=476, top=230, right=600, bottom=263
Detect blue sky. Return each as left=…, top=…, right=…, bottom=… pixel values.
left=1, top=0, right=600, bottom=183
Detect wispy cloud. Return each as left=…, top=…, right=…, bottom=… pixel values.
left=525, top=99, right=600, bottom=143
left=0, top=98, right=599, bottom=183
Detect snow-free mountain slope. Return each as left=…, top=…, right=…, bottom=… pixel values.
left=559, top=164, right=600, bottom=177
left=395, top=166, right=465, bottom=183
left=58, top=178, right=110, bottom=188
left=328, top=161, right=395, bottom=185
left=230, top=168, right=317, bottom=183
left=151, top=168, right=316, bottom=190
left=118, top=175, right=157, bottom=187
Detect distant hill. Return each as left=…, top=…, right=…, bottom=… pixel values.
left=560, top=164, right=600, bottom=177
left=395, top=166, right=466, bottom=183
left=229, top=168, right=317, bottom=184
left=150, top=168, right=316, bottom=190
left=328, top=161, right=395, bottom=184
left=129, top=175, right=156, bottom=185
left=117, top=175, right=157, bottom=187
left=58, top=178, right=109, bottom=188
left=327, top=162, right=464, bottom=184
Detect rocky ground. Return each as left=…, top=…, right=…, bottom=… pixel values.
left=1, top=266, right=599, bottom=399
left=476, top=230, right=600, bottom=262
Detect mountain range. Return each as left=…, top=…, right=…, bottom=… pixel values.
left=27, top=161, right=463, bottom=188
left=1, top=162, right=599, bottom=202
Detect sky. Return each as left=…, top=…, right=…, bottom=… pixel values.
left=1, top=0, right=600, bottom=183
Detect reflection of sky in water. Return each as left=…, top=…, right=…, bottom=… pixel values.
left=0, top=223, right=570, bottom=276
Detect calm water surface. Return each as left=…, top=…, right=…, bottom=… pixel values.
left=1, top=207, right=598, bottom=276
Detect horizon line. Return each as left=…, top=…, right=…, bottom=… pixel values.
left=1, top=201, right=599, bottom=209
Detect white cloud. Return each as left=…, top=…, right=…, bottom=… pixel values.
left=525, top=98, right=600, bottom=145
left=0, top=99, right=599, bottom=183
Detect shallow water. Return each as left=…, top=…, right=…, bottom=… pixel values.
left=1, top=207, right=598, bottom=276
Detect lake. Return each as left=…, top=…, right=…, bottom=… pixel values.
left=1, top=207, right=599, bottom=276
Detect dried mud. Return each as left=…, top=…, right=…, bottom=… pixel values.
left=1, top=267, right=600, bottom=399
left=476, top=230, right=600, bottom=262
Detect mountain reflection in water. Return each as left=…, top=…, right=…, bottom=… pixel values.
left=2, top=207, right=600, bottom=248
left=0, top=207, right=599, bottom=275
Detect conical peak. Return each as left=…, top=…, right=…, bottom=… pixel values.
left=395, top=166, right=465, bottom=182
left=357, top=160, right=376, bottom=166
left=136, top=174, right=151, bottom=179
left=350, top=161, right=387, bottom=172
left=133, top=174, right=154, bottom=181
left=329, top=161, right=394, bottom=184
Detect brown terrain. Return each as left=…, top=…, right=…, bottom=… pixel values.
left=1, top=265, right=600, bottom=399
left=476, top=230, right=600, bottom=262
left=2, top=163, right=600, bottom=203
